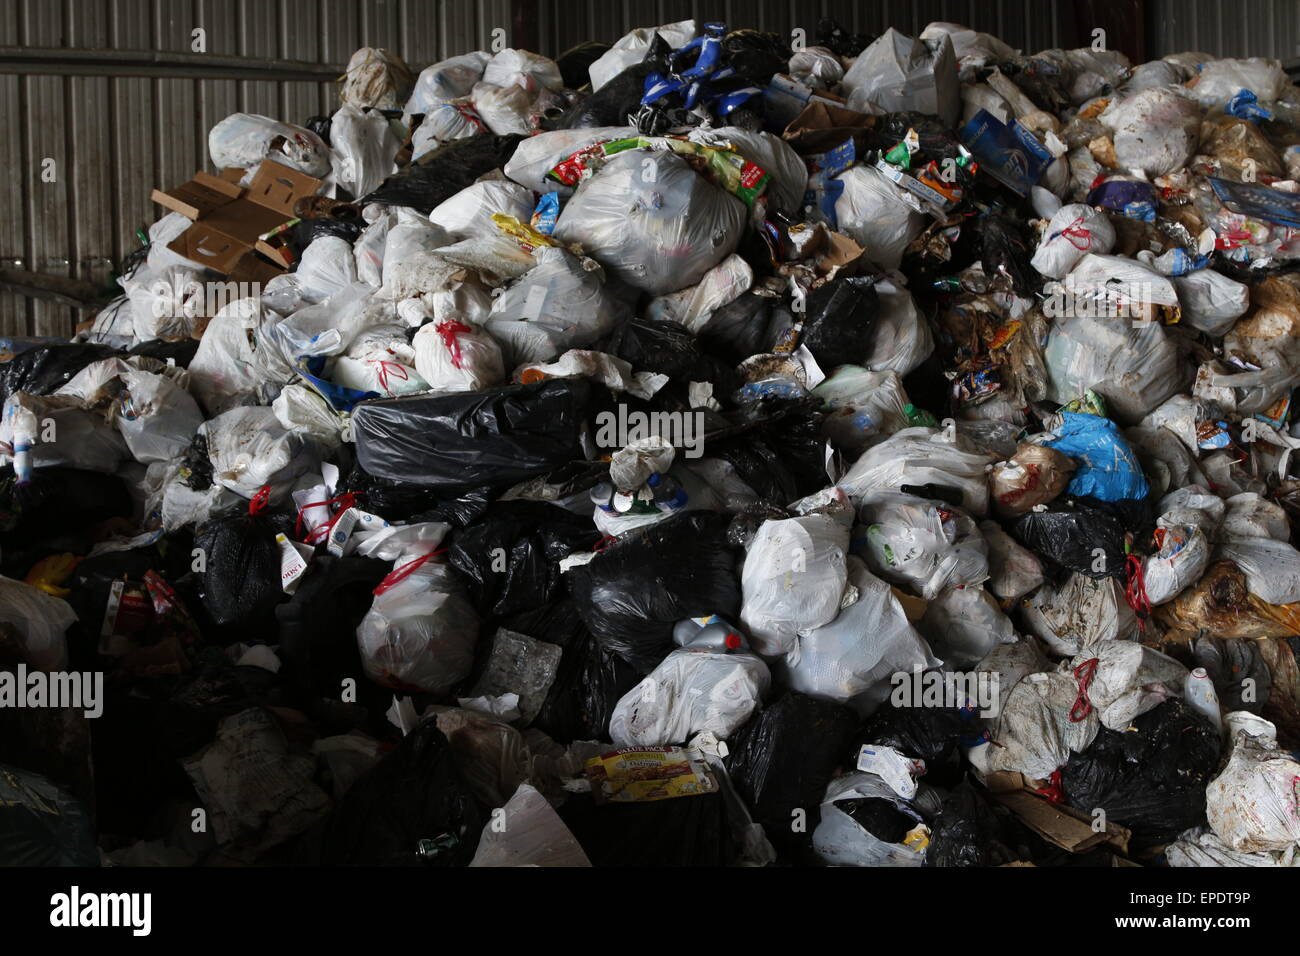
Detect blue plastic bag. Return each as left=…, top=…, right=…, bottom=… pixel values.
left=1043, top=412, right=1149, bottom=503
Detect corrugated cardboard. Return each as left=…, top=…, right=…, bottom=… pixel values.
left=993, top=789, right=1132, bottom=855
left=151, top=160, right=321, bottom=277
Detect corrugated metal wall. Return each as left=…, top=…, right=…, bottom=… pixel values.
left=1, top=0, right=1297, bottom=338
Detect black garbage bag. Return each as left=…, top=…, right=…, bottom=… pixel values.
left=552, top=35, right=672, bottom=129
left=0, top=342, right=119, bottom=404
left=336, top=463, right=493, bottom=526
left=835, top=794, right=919, bottom=845
left=361, top=133, right=524, bottom=212
left=557, top=789, right=733, bottom=866
left=0, top=762, right=98, bottom=866
left=858, top=704, right=968, bottom=786
left=128, top=336, right=200, bottom=367
left=353, top=379, right=590, bottom=495
left=290, top=215, right=363, bottom=256
left=723, top=693, right=860, bottom=858
left=275, top=554, right=393, bottom=736
left=530, top=603, right=642, bottom=743
left=556, top=40, right=610, bottom=89
left=1012, top=504, right=1126, bottom=580
left=698, top=292, right=795, bottom=365
left=817, top=18, right=872, bottom=58
left=598, top=318, right=739, bottom=394
left=0, top=468, right=133, bottom=570
left=317, top=717, right=485, bottom=865
left=721, top=29, right=789, bottom=84
left=976, top=210, right=1036, bottom=296
left=448, top=501, right=599, bottom=617
left=567, top=511, right=741, bottom=674
left=925, top=778, right=1023, bottom=867
left=801, top=276, right=879, bottom=370
left=713, top=394, right=827, bottom=505
left=1060, top=698, right=1222, bottom=849
left=196, top=495, right=290, bottom=629
left=305, top=113, right=332, bottom=145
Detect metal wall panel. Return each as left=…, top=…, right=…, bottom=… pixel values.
left=1, top=0, right=1297, bottom=338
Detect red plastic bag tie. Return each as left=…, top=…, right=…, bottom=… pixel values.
left=248, top=485, right=272, bottom=515
left=435, top=320, right=473, bottom=370
left=295, top=491, right=359, bottom=544
left=1069, top=657, right=1100, bottom=723
left=1034, top=769, right=1065, bottom=804
left=372, top=359, right=410, bottom=394
left=374, top=548, right=447, bottom=596
left=1052, top=216, right=1092, bottom=251
left=1125, top=552, right=1151, bottom=634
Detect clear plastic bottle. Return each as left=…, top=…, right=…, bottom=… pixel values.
left=1184, top=666, right=1223, bottom=733
left=647, top=472, right=689, bottom=513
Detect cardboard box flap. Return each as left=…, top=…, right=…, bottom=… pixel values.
left=151, top=171, right=241, bottom=220
left=245, top=160, right=323, bottom=217
left=167, top=224, right=247, bottom=275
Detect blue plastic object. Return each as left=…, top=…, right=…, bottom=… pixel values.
left=1043, top=412, right=1150, bottom=503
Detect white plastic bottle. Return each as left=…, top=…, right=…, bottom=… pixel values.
left=1184, top=667, right=1223, bottom=733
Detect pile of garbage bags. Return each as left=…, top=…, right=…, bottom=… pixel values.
left=6, top=18, right=1300, bottom=869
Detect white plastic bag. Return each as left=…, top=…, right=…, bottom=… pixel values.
left=469, top=783, right=591, bottom=867
left=485, top=246, right=625, bottom=366
left=1222, top=492, right=1290, bottom=541
left=814, top=366, right=911, bottom=453
left=413, top=317, right=505, bottom=392
left=1173, top=269, right=1250, bottom=338
left=1217, top=536, right=1300, bottom=606
left=405, top=51, right=492, bottom=116
left=122, top=265, right=206, bottom=342
left=1044, top=313, right=1183, bottom=424
left=427, top=180, right=534, bottom=238
left=860, top=493, right=990, bottom=599
left=1070, top=641, right=1188, bottom=731
left=329, top=103, right=401, bottom=199
left=1030, top=203, right=1116, bottom=279
left=201, top=406, right=315, bottom=501
left=482, top=49, right=564, bottom=92
left=647, top=254, right=753, bottom=332
left=833, top=165, right=929, bottom=272
left=504, top=126, right=636, bottom=193
left=813, top=772, right=928, bottom=867
left=411, top=100, right=486, bottom=159
left=609, top=647, right=770, bottom=746
left=339, top=47, right=413, bottom=111
left=919, top=585, right=1015, bottom=668
left=471, top=81, right=536, bottom=135
left=208, top=112, right=331, bottom=177
left=378, top=208, right=456, bottom=300
left=589, top=20, right=696, bottom=91
left=1206, top=713, right=1300, bottom=852
left=1099, top=85, right=1201, bottom=176
left=553, top=149, right=747, bottom=296
left=0, top=576, right=76, bottom=670
left=841, top=28, right=960, bottom=127
left=115, top=366, right=205, bottom=464
left=188, top=298, right=267, bottom=416
left=981, top=520, right=1044, bottom=601
left=864, top=280, right=934, bottom=377
left=1021, top=573, right=1136, bottom=657
left=1191, top=57, right=1289, bottom=106
left=785, top=558, right=939, bottom=716
left=740, top=513, right=850, bottom=657
left=839, top=427, right=996, bottom=516
left=357, top=541, right=478, bottom=695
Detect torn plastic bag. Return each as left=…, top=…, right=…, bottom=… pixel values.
left=784, top=558, right=938, bottom=716
left=361, top=132, right=524, bottom=213
left=503, top=126, right=635, bottom=193
left=351, top=378, right=590, bottom=495
left=447, top=501, right=596, bottom=617
left=800, top=276, right=879, bottom=371
left=1172, top=269, right=1250, bottom=338
left=469, top=783, right=591, bottom=867
left=485, top=246, right=626, bottom=366
left=859, top=493, right=990, bottom=600
left=356, top=535, right=478, bottom=694
left=339, top=47, right=414, bottom=111
left=813, top=772, right=928, bottom=867
left=589, top=19, right=696, bottom=91
left=412, top=317, right=505, bottom=393
left=609, top=645, right=770, bottom=747
left=740, top=512, right=850, bottom=657
left=0, top=343, right=119, bottom=405
left=115, top=366, right=205, bottom=464
left=1021, top=572, right=1136, bottom=656
left=1040, top=412, right=1150, bottom=503
left=841, top=28, right=960, bottom=127
left=981, top=520, right=1044, bottom=601
left=404, top=51, right=491, bottom=116
left=553, top=149, right=747, bottom=296
left=329, top=103, right=401, bottom=199
left=814, top=366, right=911, bottom=455
left=840, top=427, right=996, bottom=516
left=1030, top=203, right=1116, bottom=279
left=1062, top=698, right=1222, bottom=849
left=1098, top=85, right=1201, bottom=176
left=1206, top=713, right=1300, bottom=853
left=1043, top=314, right=1183, bottom=424
left=0, top=763, right=98, bottom=866
left=196, top=494, right=290, bottom=629
left=201, top=406, right=316, bottom=502
left=833, top=165, right=929, bottom=272
left=1217, top=536, right=1300, bottom=606
left=988, top=443, right=1075, bottom=518
left=918, top=585, right=1015, bottom=669
left=0, top=392, right=129, bottom=477
left=318, top=717, right=484, bottom=865
left=567, top=511, right=742, bottom=675
left=723, top=692, right=861, bottom=858
left=208, top=112, right=331, bottom=177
